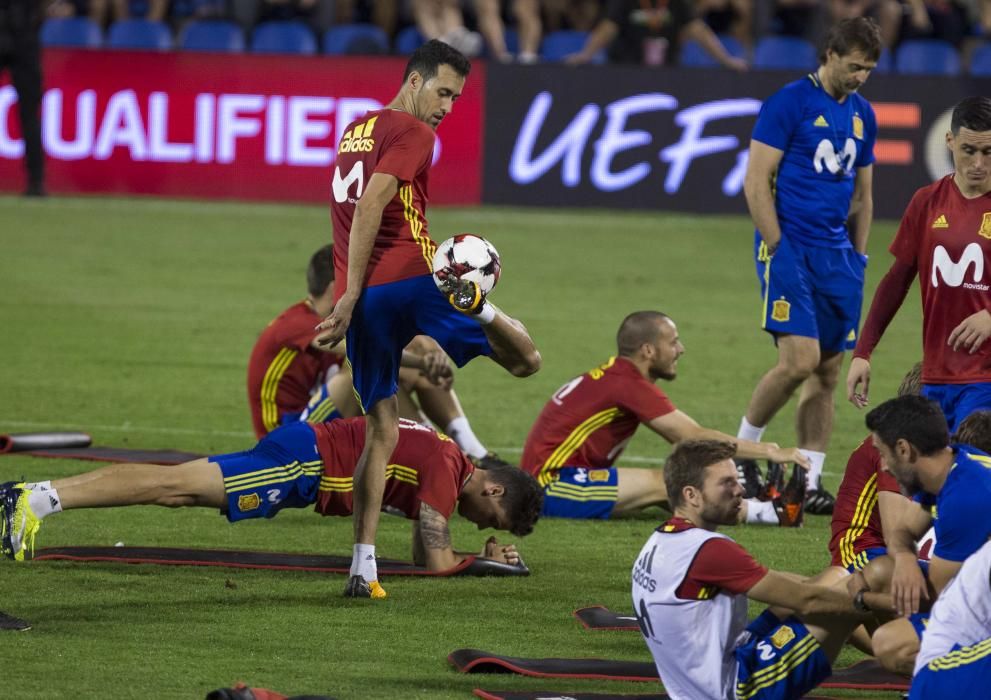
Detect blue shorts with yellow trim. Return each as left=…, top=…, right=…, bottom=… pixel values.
left=210, top=422, right=323, bottom=523
left=921, top=383, right=991, bottom=434
left=910, top=612, right=930, bottom=640
left=298, top=384, right=343, bottom=425
left=347, top=275, right=492, bottom=412
left=754, top=234, right=867, bottom=352
left=541, top=467, right=619, bottom=519
left=735, top=610, right=831, bottom=700
left=844, top=546, right=887, bottom=573
left=909, top=639, right=991, bottom=699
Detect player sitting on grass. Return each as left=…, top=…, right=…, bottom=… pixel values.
left=0, top=417, right=542, bottom=577
left=248, top=244, right=508, bottom=468
left=521, top=310, right=809, bottom=525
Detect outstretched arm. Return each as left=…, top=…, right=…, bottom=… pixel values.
left=411, top=505, right=521, bottom=571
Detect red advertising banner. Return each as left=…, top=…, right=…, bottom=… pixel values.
left=0, top=49, right=484, bottom=205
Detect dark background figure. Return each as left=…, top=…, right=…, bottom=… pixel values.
left=0, top=0, right=45, bottom=196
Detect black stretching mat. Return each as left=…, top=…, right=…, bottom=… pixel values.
left=448, top=650, right=909, bottom=691
left=0, top=432, right=203, bottom=465
left=473, top=691, right=839, bottom=700
left=574, top=606, right=639, bottom=631
left=31, top=546, right=529, bottom=577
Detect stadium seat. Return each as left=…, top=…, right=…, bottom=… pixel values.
left=969, top=42, right=991, bottom=76
left=250, top=20, right=317, bottom=55
left=179, top=19, right=245, bottom=52
left=753, top=36, right=817, bottom=70
left=40, top=17, right=102, bottom=48
left=541, top=30, right=604, bottom=64
left=322, top=23, right=390, bottom=55
left=107, top=19, right=172, bottom=50
left=394, top=25, right=425, bottom=54
left=895, top=39, right=960, bottom=75
left=679, top=35, right=745, bottom=67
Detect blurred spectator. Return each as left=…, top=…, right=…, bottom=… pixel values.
left=412, top=0, right=483, bottom=56
left=542, top=0, right=601, bottom=32
left=698, top=0, right=754, bottom=47
left=0, top=0, right=45, bottom=196
left=565, top=0, right=748, bottom=69
left=772, top=0, right=822, bottom=40
left=827, top=0, right=902, bottom=48
left=474, top=0, right=541, bottom=62
left=332, top=0, right=399, bottom=39
left=899, top=0, right=973, bottom=47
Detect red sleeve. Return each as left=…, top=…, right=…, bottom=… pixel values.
left=889, top=190, right=926, bottom=266
left=281, top=316, right=320, bottom=351
left=621, top=382, right=677, bottom=423
left=682, top=539, right=768, bottom=596
left=375, top=124, right=434, bottom=183
left=852, top=258, right=916, bottom=360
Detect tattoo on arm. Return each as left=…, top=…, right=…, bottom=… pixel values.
left=418, top=503, right=452, bottom=550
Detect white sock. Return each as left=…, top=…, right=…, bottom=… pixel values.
left=27, top=487, right=62, bottom=519
left=737, top=417, right=766, bottom=443
left=744, top=499, right=778, bottom=525
left=445, top=417, right=487, bottom=459
left=351, top=544, right=378, bottom=582
left=800, top=449, right=826, bottom=490
left=23, top=480, right=52, bottom=492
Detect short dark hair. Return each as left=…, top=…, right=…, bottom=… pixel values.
left=953, top=410, right=991, bottom=454
left=819, top=17, right=882, bottom=64
left=865, top=395, right=949, bottom=456
left=307, top=244, right=334, bottom=297
left=481, top=466, right=543, bottom=537
left=403, top=39, right=471, bottom=83
left=616, top=311, right=670, bottom=357
left=951, top=97, right=991, bottom=135
left=664, top=440, right=737, bottom=509
left=898, top=362, right=923, bottom=397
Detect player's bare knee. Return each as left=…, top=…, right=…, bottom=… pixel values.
left=861, top=555, right=894, bottom=593
left=872, top=623, right=918, bottom=675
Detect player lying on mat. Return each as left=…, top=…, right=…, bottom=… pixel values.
left=0, top=417, right=543, bottom=575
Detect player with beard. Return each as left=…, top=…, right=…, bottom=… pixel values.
left=521, top=311, right=809, bottom=525
left=632, top=440, right=886, bottom=700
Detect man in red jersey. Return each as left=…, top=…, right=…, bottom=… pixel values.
left=847, top=96, right=991, bottom=433
left=521, top=310, right=809, bottom=525
left=0, top=418, right=543, bottom=573
left=315, top=40, right=540, bottom=599
left=247, top=246, right=507, bottom=469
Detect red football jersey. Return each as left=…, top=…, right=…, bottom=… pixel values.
left=330, top=109, right=437, bottom=298
left=664, top=517, right=767, bottom=598
left=313, top=417, right=474, bottom=520
left=890, top=176, right=991, bottom=383
left=247, top=302, right=343, bottom=439
left=521, top=357, right=677, bottom=486
left=828, top=436, right=902, bottom=568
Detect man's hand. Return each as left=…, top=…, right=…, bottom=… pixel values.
left=891, top=552, right=929, bottom=616
left=482, top=536, right=520, bottom=566
left=846, top=356, right=871, bottom=408
left=948, top=309, right=991, bottom=354
left=767, top=446, right=811, bottom=469
left=315, top=295, right=357, bottom=348
left=420, top=351, right=453, bottom=388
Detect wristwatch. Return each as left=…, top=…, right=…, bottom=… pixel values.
left=853, top=589, right=872, bottom=613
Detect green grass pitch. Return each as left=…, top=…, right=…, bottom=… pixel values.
left=0, top=195, right=921, bottom=699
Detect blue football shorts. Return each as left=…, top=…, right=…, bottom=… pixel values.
left=735, top=610, right=831, bottom=700
left=298, top=383, right=344, bottom=425
left=541, top=467, right=619, bottom=519
left=909, top=639, right=991, bottom=699
left=844, top=546, right=887, bottom=573
left=921, top=383, right=991, bottom=434
left=210, top=422, right=323, bottom=523
left=346, top=274, right=492, bottom=412
left=754, top=234, right=867, bottom=352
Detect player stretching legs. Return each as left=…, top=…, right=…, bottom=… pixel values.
left=316, top=40, right=540, bottom=598
left=736, top=18, right=881, bottom=515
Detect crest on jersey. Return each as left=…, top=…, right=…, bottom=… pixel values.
left=771, top=625, right=796, bottom=649
left=771, top=299, right=791, bottom=322
left=852, top=115, right=864, bottom=140
left=238, top=493, right=261, bottom=512
left=979, top=212, right=991, bottom=239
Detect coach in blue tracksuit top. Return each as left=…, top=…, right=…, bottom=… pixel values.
left=735, top=17, right=881, bottom=516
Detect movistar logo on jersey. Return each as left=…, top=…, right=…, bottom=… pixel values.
left=337, top=116, right=378, bottom=154
left=932, top=214, right=949, bottom=229
left=813, top=138, right=856, bottom=175
left=931, top=242, right=989, bottom=291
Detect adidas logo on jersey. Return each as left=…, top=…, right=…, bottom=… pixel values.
left=813, top=115, right=829, bottom=127
left=932, top=214, right=949, bottom=229
left=337, top=116, right=379, bottom=154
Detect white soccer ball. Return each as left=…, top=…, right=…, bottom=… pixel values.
left=432, top=234, right=501, bottom=296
